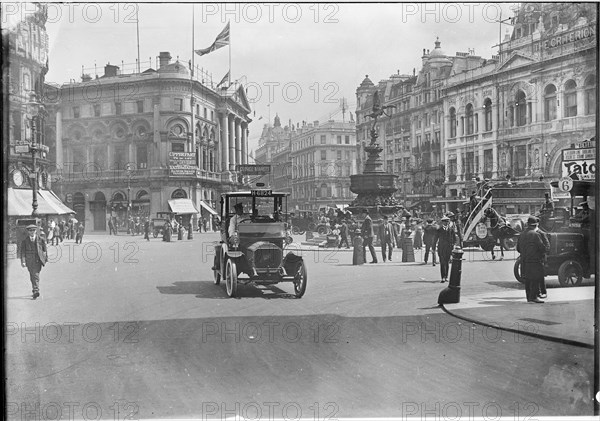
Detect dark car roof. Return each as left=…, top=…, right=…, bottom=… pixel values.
left=223, top=191, right=290, bottom=198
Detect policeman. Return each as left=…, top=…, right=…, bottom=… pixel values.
left=516, top=216, right=550, bottom=303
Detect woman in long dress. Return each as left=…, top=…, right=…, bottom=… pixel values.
left=352, top=229, right=365, bottom=265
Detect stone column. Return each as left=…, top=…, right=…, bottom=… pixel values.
left=478, top=146, right=484, bottom=178
left=241, top=123, right=247, bottom=165
left=492, top=144, right=498, bottom=179
left=153, top=103, right=161, bottom=166
left=235, top=118, right=241, bottom=169
left=55, top=109, right=63, bottom=168
left=220, top=112, right=229, bottom=172
left=228, top=115, right=235, bottom=171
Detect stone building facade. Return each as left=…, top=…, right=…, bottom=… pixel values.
left=356, top=3, right=596, bottom=215
left=45, top=51, right=252, bottom=231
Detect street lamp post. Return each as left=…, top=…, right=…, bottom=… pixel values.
left=26, top=93, right=49, bottom=217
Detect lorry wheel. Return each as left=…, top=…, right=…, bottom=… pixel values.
left=225, top=259, right=238, bottom=297
left=293, top=260, right=307, bottom=298
left=153, top=232, right=158, bottom=238
left=513, top=257, right=525, bottom=284
left=317, top=225, right=328, bottom=235
left=213, top=255, right=221, bottom=285
left=501, top=236, right=517, bottom=251
left=558, top=260, right=583, bottom=287
left=292, top=226, right=300, bottom=235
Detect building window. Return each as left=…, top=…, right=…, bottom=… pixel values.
left=204, top=107, right=208, bottom=119
left=515, top=90, right=527, bottom=126
left=483, top=98, right=492, bottom=131
left=73, top=106, right=80, bottom=118
left=137, top=100, right=144, bottom=113
left=115, top=102, right=122, bottom=115
left=321, top=150, right=327, bottom=160
left=93, top=104, right=101, bottom=117
left=196, top=104, right=200, bottom=115
left=345, top=151, right=350, bottom=160
left=337, top=135, right=342, bottom=144
left=175, top=98, right=183, bottom=112
left=320, top=135, right=326, bottom=144
left=137, top=145, right=147, bottom=169
left=465, top=104, right=474, bottom=135
left=563, top=80, right=577, bottom=117
left=337, top=150, right=342, bottom=160
left=345, top=135, right=350, bottom=144
left=424, top=113, right=429, bottom=127
left=449, top=107, right=456, bottom=138
left=584, top=75, right=596, bottom=116
left=172, top=143, right=185, bottom=152
left=544, top=84, right=557, bottom=121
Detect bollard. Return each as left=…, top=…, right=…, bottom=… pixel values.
left=438, top=246, right=464, bottom=304
left=188, top=224, right=193, bottom=240
left=401, top=235, right=414, bottom=262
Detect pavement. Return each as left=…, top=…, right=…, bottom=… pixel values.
left=442, top=285, right=596, bottom=348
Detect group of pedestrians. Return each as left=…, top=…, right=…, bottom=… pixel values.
left=42, top=218, right=85, bottom=245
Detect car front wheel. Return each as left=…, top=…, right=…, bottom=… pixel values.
left=557, top=260, right=583, bottom=287
left=513, top=257, right=524, bottom=284
left=213, top=255, right=221, bottom=285
left=225, top=259, right=238, bottom=297
left=293, top=260, right=307, bottom=298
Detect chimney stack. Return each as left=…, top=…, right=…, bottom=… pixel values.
left=104, top=64, right=119, bottom=78
left=159, top=51, right=172, bottom=69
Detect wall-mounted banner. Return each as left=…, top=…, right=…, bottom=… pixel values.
left=561, top=140, right=596, bottom=180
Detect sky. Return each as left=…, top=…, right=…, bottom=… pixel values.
left=37, top=2, right=517, bottom=153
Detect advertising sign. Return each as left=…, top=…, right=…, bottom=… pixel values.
left=561, top=140, right=596, bottom=180
left=169, top=152, right=197, bottom=177
left=237, top=164, right=271, bottom=175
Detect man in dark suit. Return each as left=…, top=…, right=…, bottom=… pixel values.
left=517, top=216, right=550, bottom=303
left=20, top=224, right=48, bottom=300
left=378, top=215, right=395, bottom=262
left=423, top=218, right=437, bottom=266
left=433, top=216, right=458, bottom=283
left=361, top=209, right=378, bottom=263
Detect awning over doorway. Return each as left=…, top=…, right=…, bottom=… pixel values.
left=168, top=198, right=199, bottom=214
left=199, top=200, right=217, bottom=215
left=335, top=204, right=348, bottom=210
left=8, top=188, right=75, bottom=216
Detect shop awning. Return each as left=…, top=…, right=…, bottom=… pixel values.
left=168, top=198, right=199, bottom=214
left=8, top=188, right=75, bottom=216
left=199, top=200, right=217, bottom=215
left=335, top=204, right=348, bottom=210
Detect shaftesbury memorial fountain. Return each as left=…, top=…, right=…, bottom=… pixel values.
left=347, top=90, right=403, bottom=220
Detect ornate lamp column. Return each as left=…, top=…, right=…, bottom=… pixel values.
left=26, top=93, right=49, bottom=216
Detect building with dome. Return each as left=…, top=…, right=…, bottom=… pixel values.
left=356, top=3, right=596, bottom=215
left=45, top=51, right=252, bottom=231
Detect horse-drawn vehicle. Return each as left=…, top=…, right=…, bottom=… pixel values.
left=460, top=188, right=523, bottom=259
left=513, top=179, right=595, bottom=287
left=212, top=189, right=307, bottom=298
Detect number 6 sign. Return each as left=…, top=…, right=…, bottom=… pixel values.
left=559, top=177, right=573, bottom=192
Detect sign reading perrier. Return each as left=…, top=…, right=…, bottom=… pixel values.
left=236, top=164, right=271, bottom=175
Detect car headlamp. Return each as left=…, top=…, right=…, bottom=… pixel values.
left=285, top=229, right=293, bottom=245
left=230, top=231, right=240, bottom=248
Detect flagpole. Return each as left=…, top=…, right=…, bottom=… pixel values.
left=191, top=4, right=196, bottom=154
left=228, top=21, right=232, bottom=87
left=136, top=5, right=140, bottom=73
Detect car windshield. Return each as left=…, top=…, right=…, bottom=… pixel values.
left=227, top=195, right=287, bottom=221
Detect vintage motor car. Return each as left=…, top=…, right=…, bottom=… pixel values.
left=151, top=211, right=174, bottom=238
left=212, top=189, right=307, bottom=298
left=513, top=179, right=595, bottom=287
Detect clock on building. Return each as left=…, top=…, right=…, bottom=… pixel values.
left=12, top=170, right=24, bottom=187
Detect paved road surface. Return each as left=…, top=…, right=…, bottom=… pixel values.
left=6, top=234, right=595, bottom=419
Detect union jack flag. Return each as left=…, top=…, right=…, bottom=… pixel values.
left=195, top=22, right=230, bottom=56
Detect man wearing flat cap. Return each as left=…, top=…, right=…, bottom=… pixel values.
left=517, top=216, right=550, bottom=303
left=20, top=224, right=48, bottom=300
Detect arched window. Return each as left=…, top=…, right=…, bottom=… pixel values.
left=465, top=104, right=474, bottom=135
left=544, top=84, right=557, bottom=121
left=584, top=75, right=596, bottom=116
left=515, top=90, right=527, bottom=126
left=483, top=98, right=492, bottom=131
left=136, top=190, right=149, bottom=200
left=320, top=183, right=328, bottom=198
left=564, top=80, right=577, bottom=117
left=171, top=189, right=187, bottom=199
left=93, top=191, right=106, bottom=201
left=449, top=107, right=456, bottom=138
left=112, top=192, right=126, bottom=201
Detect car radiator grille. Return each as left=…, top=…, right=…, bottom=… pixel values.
left=248, top=242, right=282, bottom=269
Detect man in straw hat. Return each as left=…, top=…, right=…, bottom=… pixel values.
left=20, top=224, right=48, bottom=300
left=516, top=216, right=550, bottom=303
